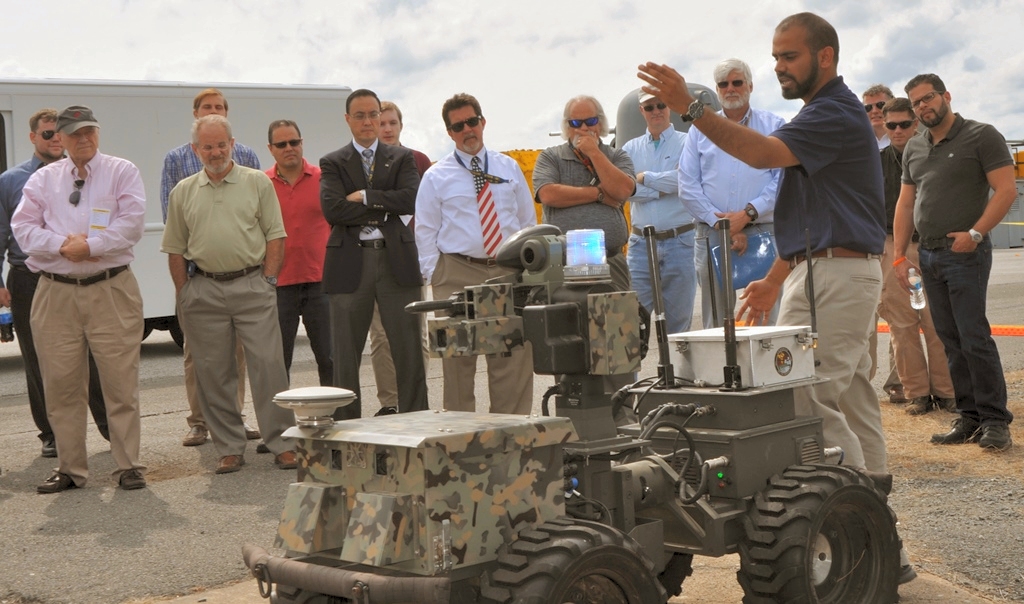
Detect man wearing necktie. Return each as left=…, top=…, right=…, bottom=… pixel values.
left=415, top=93, right=536, bottom=414
left=320, top=89, right=428, bottom=419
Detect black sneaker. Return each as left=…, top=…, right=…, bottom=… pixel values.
left=41, top=438, right=57, bottom=458
left=118, top=469, right=147, bottom=490
left=374, top=406, right=398, bottom=417
left=930, top=417, right=981, bottom=445
left=978, top=424, right=1012, bottom=451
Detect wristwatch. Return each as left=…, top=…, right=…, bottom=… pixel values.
left=684, top=99, right=705, bottom=122
left=596, top=188, right=605, bottom=204
left=264, top=275, right=278, bottom=286
left=969, top=228, right=984, bottom=243
left=744, top=204, right=759, bottom=221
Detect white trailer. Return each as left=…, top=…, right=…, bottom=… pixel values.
left=0, top=78, right=352, bottom=345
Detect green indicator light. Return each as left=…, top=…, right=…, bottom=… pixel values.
left=717, top=472, right=725, bottom=479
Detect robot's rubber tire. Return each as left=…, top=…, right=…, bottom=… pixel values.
left=480, top=517, right=667, bottom=604
left=737, top=464, right=900, bottom=604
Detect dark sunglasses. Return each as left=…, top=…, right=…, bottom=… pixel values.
left=40, top=130, right=58, bottom=140
left=885, top=120, right=915, bottom=131
left=864, top=101, right=886, bottom=112
left=448, top=116, right=482, bottom=133
left=642, top=103, right=667, bottom=112
left=717, top=79, right=745, bottom=89
left=567, top=116, right=600, bottom=128
left=69, top=179, right=85, bottom=207
left=271, top=138, right=303, bottom=149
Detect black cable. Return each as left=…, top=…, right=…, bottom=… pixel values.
left=540, top=384, right=562, bottom=417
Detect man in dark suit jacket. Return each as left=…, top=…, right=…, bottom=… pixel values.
left=320, top=89, right=428, bottom=419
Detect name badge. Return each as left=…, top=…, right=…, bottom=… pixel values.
left=90, top=208, right=111, bottom=231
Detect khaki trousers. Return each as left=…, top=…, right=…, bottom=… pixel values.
left=780, top=257, right=887, bottom=473
left=32, top=269, right=144, bottom=486
left=368, top=289, right=430, bottom=408
left=878, top=237, right=953, bottom=399
left=183, top=338, right=246, bottom=429
left=431, top=254, right=533, bottom=414
left=177, top=271, right=293, bottom=457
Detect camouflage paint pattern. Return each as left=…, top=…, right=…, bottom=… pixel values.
left=588, top=291, right=642, bottom=375
left=274, top=483, right=348, bottom=554
left=426, top=316, right=525, bottom=358
left=341, top=492, right=417, bottom=565
left=278, top=411, right=577, bottom=576
left=464, top=283, right=512, bottom=319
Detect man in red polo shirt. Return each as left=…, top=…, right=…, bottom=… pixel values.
left=265, top=120, right=333, bottom=385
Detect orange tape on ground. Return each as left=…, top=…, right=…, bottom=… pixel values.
left=877, top=323, right=1024, bottom=337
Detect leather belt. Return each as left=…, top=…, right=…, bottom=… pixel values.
left=787, top=247, right=881, bottom=269
left=40, top=265, right=129, bottom=286
left=358, top=239, right=386, bottom=249
left=195, top=265, right=260, bottom=281
left=456, top=254, right=497, bottom=267
left=919, top=236, right=955, bottom=250
left=631, top=224, right=695, bottom=241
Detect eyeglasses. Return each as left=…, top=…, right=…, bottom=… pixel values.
left=40, top=130, right=57, bottom=140
left=911, top=91, right=942, bottom=109
left=567, top=116, right=600, bottom=128
left=717, top=79, right=745, bottom=89
left=864, top=101, right=886, bottom=112
left=885, top=120, right=915, bottom=131
left=69, top=179, right=84, bottom=207
left=349, top=111, right=381, bottom=122
left=271, top=139, right=303, bottom=149
left=642, top=103, right=667, bottom=112
left=447, top=116, right=482, bottom=133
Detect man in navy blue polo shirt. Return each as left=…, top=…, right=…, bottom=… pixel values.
left=639, top=11, right=915, bottom=583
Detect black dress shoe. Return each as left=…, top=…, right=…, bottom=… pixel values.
left=37, top=472, right=78, bottom=494
left=979, top=424, right=1012, bottom=451
left=41, top=438, right=57, bottom=458
left=374, top=406, right=398, bottom=417
left=931, top=417, right=981, bottom=445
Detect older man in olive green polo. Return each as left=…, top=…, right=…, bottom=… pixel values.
left=162, top=114, right=296, bottom=475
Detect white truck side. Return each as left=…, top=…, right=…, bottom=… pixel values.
left=0, top=79, right=352, bottom=345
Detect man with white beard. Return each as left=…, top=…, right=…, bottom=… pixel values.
left=679, top=58, right=785, bottom=327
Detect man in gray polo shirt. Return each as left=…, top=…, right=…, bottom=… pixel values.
left=893, top=73, right=1016, bottom=451
left=533, top=95, right=636, bottom=291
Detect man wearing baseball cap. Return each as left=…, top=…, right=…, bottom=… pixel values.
left=12, top=105, right=148, bottom=493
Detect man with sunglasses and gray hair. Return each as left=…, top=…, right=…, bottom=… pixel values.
left=533, top=95, right=636, bottom=291
left=12, top=105, right=147, bottom=493
left=622, top=91, right=695, bottom=333
left=680, top=58, right=785, bottom=329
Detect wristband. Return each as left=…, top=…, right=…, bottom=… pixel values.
left=893, top=256, right=907, bottom=267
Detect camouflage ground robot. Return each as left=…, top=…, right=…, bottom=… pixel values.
left=243, top=224, right=901, bottom=603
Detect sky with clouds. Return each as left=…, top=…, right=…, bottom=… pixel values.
left=2, top=0, right=1022, bottom=161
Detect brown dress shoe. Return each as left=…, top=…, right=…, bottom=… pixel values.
left=243, top=422, right=261, bottom=440
left=182, top=426, right=208, bottom=446
left=37, top=472, right=78, bottom=494
left=887, top=385, right=908, bottom=404
left=906, top=396, right=932, bottom=415
left=274, top=450, right=298, bottom=470
left=216, top=455, right=245, bottom=474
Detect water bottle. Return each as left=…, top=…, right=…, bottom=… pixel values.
left=908, top=268, right=926, bottom=310
left=0, top=307, right=13, bottom=343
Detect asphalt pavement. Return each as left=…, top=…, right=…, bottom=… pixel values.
left=1, top=249, right=1022, bottom=603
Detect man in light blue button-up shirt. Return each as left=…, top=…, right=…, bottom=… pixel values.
left=679, top=59, right=785, bottom=328
left=622, top=92, right=695, bottom=334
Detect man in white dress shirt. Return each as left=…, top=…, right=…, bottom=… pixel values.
left=415, top=93, right=536, bottom=414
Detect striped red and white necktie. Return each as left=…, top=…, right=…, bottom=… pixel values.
left=471, top=156, right=502, bottom=257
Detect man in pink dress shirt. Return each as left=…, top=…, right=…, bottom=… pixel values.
left=12, top=105, right=147, bottom=493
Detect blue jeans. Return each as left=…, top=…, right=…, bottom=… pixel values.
left=627, top=229, right=696, bottom=334
left=919, top=240, right=1012, bottom=426
left=276, top=281, right=334, bottom=386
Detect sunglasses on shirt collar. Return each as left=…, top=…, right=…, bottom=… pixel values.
left=864, top=101, right=886, bottom=112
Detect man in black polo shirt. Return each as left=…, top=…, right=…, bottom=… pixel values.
left=893, top=74, right=1015, bottom=451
